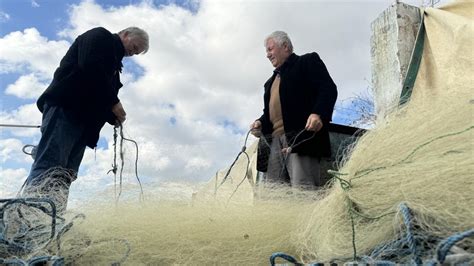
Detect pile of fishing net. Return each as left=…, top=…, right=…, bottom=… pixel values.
left=1, top=148, right=328, bottom=265
left=1, top=1, right=473, bottom=264
left=63, top=2, right=473, bottom=264
left=291, top=2, right=473, bottom=263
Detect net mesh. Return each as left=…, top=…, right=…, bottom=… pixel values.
left=1, top=1, right=473, bottom=264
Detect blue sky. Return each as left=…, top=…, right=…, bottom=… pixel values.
left=0, top=0, right=78, bottom=113
left=0, top=0, right=199, bottom=38
left=0, top=0, right=440, bottom=200
left=0, top=0, right=79, bottom=38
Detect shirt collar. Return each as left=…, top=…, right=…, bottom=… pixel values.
left=275, top=53, right=297, bottom=74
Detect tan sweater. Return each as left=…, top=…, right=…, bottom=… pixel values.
left=269, top=75, right=285, bottom=137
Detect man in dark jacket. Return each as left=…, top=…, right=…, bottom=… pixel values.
left=250, top=31, right=337, bottom=189
left=21, top=26, right=149, bottom=211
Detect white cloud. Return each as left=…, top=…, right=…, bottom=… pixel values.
left=31, top=0, right=40, bottom=8
left=0, top=28, right=70, bottom=78
left=4, top=0, right=436, bottom=197
left=0, top=167, right=28, bottom=198
left=5, top=73, right=47, bottom=99
left=0, top=104, right=42, bottom=137
left=0, top=11, right=10, bottom=22
left=0, top=138, right=33, bottom=164
left=186, top=157, right=212, bottom=171
left=56, top=0, right=387, bottom=185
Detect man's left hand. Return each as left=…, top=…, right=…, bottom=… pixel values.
left=305, top=113, right=323, bottom=132
left=112, top=102, right=127, bottom=124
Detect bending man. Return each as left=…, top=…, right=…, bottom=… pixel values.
left=21, top=26, right=149, bottom=212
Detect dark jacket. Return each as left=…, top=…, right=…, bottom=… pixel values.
left=37, top=27, right=124, bottom=148
left=258, top=52, right=337, bottom=164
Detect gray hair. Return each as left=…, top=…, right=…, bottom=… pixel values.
left=119, top=26, right=149, bottom=54
left=264, top=31, right=293, bottom=53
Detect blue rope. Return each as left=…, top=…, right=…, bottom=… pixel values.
left=270, top=252, right=301, bottom=265
left=436, top=228, right=474, bottom=263
left=268, top=205, right=472, bottom=265
left=365, top=260, right=397, bottom=266
left=368, top=203, right=424, bottom=263
left=0, top=258, right=28, bottom=265
left=399, top=203, right=422, bottom=265
left=0, top=198, right=59, bottom=256
left=369, top=237, right=412, bottom=259
left=0, top=198, right=58, bottom=239
left=367, top=207, right=474, bottom=265
left=360, top=256, right=397, bottom=265
left=0, top=256, right=64, bottom=266
left=28, top=255, right=64, bottom=265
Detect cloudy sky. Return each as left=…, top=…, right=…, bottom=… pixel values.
left=0, top=0, right=445, bottom=200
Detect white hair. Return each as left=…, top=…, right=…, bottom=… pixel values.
left=264, top=31, right=293, bottom=53
left=118, top=26, right=150, bottom=54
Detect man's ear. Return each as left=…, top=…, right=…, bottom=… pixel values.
left=119, top=31, right=129, bottom=41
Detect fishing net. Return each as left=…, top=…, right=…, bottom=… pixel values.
left=292, top=1, right=474, bottom=263
left=1, top=1, right=472, bottom=264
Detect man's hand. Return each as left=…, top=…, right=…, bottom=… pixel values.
left=250, top=120, right=262, bottom=137
left=305, top=113, right=323, bottom=132
left=112, top=102, right=126, bottom=124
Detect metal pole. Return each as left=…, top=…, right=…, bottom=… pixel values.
left=0, top=124, right=41, bottom=128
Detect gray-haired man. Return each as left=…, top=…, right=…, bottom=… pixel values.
left=251, top=31, right=337, bottom=189
left=21, top=26, right=149, bottom=212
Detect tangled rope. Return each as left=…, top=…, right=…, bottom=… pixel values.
left=108, top=122, right=144, bottom=203
left=0, top=198, right=58, bottom=253
left=0, top=255, right=64, bottom=265
left=1, top=197, right=132, bottom=265
left=1, top=198, right=63, bottom=263
left=269, top=203, right=473, bottom=265
left=214, top=130, right=252, bottom=203
left=266, top=126, right=474, bottom=264
left=433, top=229, right=474, bottom=264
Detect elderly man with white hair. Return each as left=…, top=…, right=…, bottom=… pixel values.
left=251, top=30, right=337, bottom=190
left=21, top=26, right=149, bottom=212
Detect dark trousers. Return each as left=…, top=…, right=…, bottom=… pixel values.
left=21, top=104, right=87, bottom=211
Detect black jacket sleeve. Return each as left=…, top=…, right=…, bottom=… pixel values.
left=305, top=52, right=337, bottom=122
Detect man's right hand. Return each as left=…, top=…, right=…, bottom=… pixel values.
left=112, top=102, right=126, bottom=124
left=250, top=120, right=262, bottom=137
